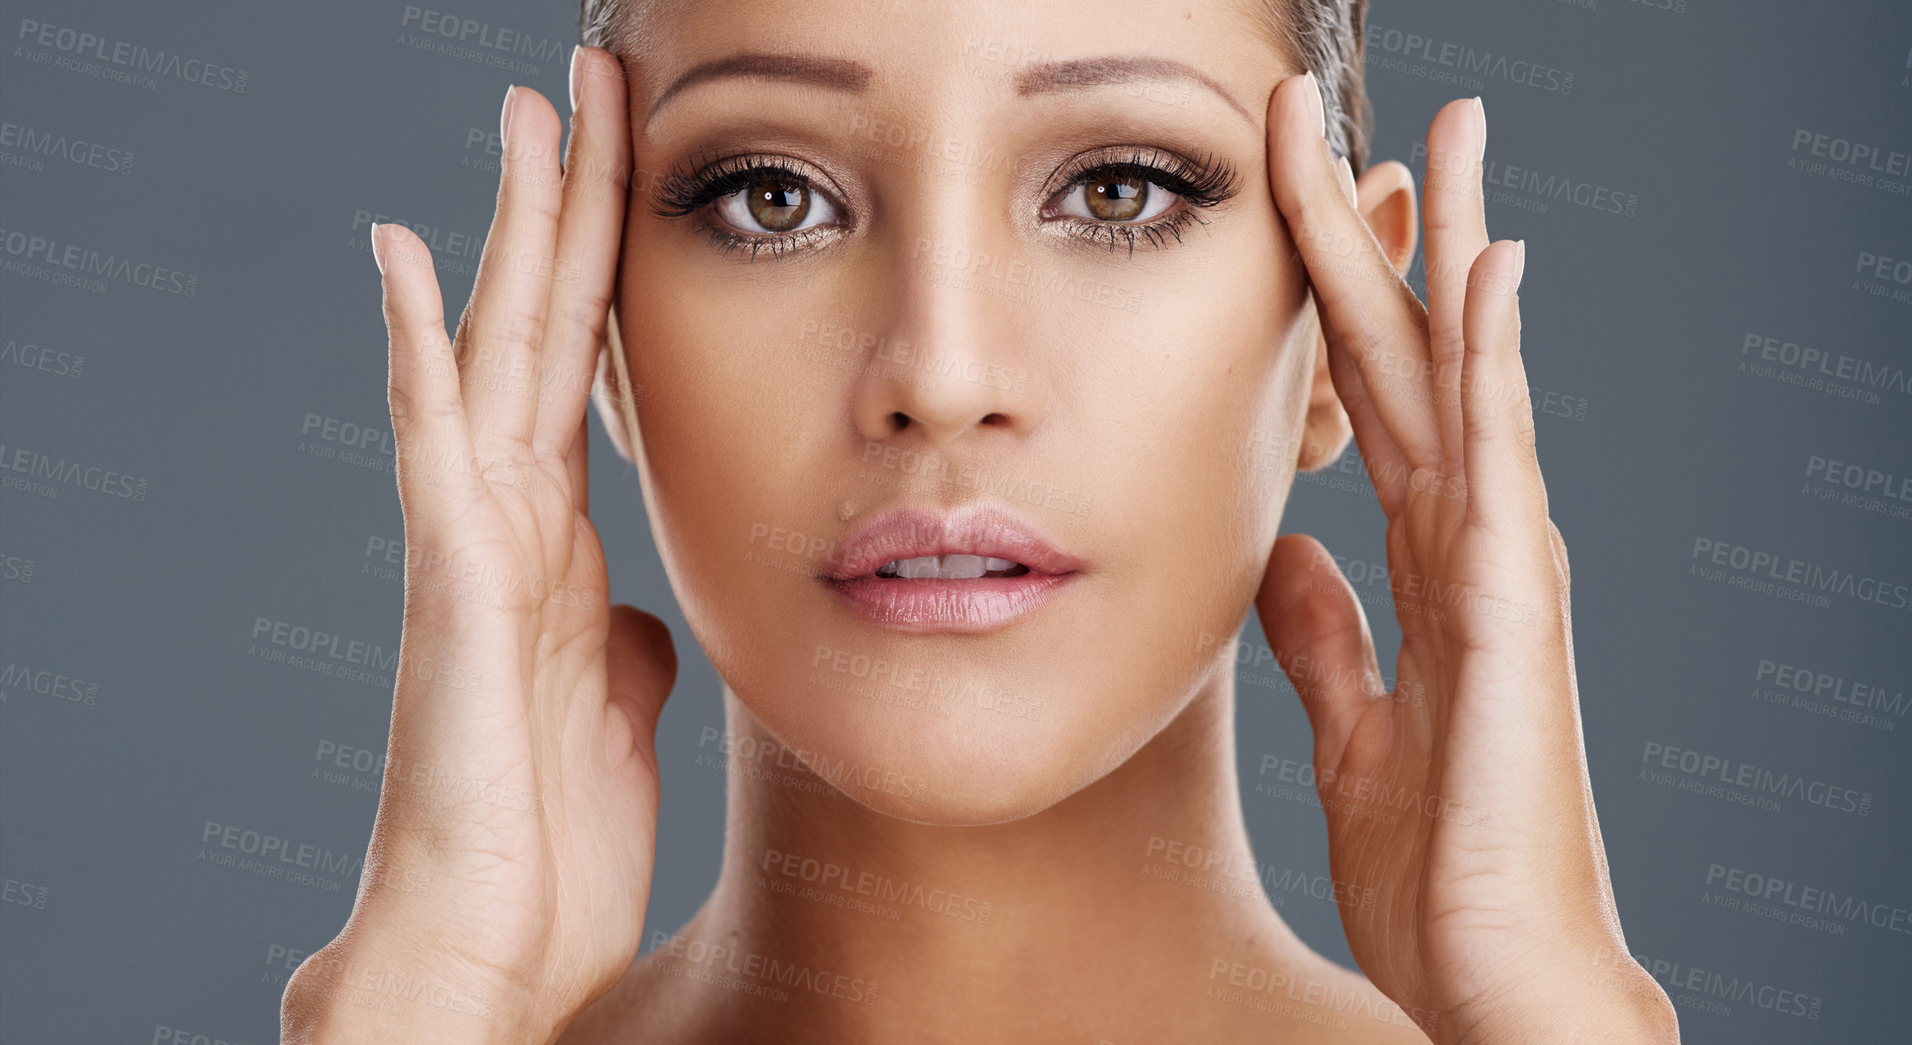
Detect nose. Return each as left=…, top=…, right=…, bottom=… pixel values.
left=851, top=235, right=1043, bottom=450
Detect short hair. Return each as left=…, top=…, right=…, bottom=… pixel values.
left=577, top=0, right=1373, bottom=174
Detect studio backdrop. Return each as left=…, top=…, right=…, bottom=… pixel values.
left=1, top=1, right=1907, bottom=1042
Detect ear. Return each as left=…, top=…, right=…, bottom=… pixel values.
left=1295, top=159, right=1420, bottom=472
left=592, top=309, right=639, bottom=464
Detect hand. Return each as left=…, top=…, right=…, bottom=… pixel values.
left=1252, top=74, right=1677, bottom=1043
left=281, top=48, right=675, bottom=1043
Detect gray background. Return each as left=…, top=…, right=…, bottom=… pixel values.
left=3, top=0, right=1908, bottom=1041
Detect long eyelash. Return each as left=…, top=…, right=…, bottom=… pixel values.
left=693, top=221, right=836, bottom=261
left=1054, top=147, right=1241, bottom=210
left=650, top=151, right=817, bottom=221
left=1066, top=209, right=1212, bottom=255
left=1051, top=147, right=1240, bottom=256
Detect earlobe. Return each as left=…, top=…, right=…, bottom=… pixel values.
left=1295, top=328, right=1353, bottom=472
left=1355, top=160, right=1419, bottom=277
left=592, top=310, right=640, bottom=464
left=1293, top=160, right=1417, bottom=474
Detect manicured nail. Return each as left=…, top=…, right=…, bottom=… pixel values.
left=1301, top=70, right=1325, bottom=140
left=1335, top=156, right=1356, bottom=206
left=1472, top=96, right=1487, bottom=161
left=500, top=84, right=518, bottom=148
left=1513, top=239, right=1526, bottom=291
left=569, top=46, right=585, bottom=112
left=370, top=222, right=393, bottom=275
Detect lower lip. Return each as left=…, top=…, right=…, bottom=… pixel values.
left=823, top=572, right=1079, bottom=632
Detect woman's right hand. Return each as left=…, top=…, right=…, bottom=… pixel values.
left=281, top=48, right=676, bottom=1044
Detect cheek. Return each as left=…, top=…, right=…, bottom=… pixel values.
left=611, top=213, right=1313, bottom=824
left=1074, top=239, right=1309, bottom=604
left=614, top=241, right=842, bottom=668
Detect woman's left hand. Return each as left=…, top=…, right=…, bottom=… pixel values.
left=1251, top=73, right=1678, bottom=1044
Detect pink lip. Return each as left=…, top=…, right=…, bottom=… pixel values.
left=819, top=504, right=1085, bottom=633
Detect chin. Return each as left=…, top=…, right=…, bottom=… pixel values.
left=718, top=620, right=1207, bottom=827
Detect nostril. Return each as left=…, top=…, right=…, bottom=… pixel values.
left=890, top=411, right=911, bottom=431
left=981, top=412, right=1008, bottom=426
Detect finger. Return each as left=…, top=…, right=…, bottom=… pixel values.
left=567, top=413, right=589, bottom=515
left=457, top=85, right=565, bottom=458
left=374, top=223, right=477, bottom=513
left=533, top=46, right=633, bottom=464
left=1268, top=72, right=1442, bottom=481
left=1319, top=313, right=1412, bottom=515
left=1459, top=239, right=1541, bottom=530
left=1254, top=533, right=1389, bottom=768
left=605, top=605, right=677, bottom=745
left=1420, top=97, right=1490, bottom=468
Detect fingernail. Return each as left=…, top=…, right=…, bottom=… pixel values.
left=569, top=46, right=585, bottom=112
left=1513, top=239, right=1527, bottom=291
left=1335, top=156, right=1356, bottom=206
left=1472, top=96, right=1487, bottom=161
left=370, top=223, right=387, bottom=274
left=500, top=84, right=518, bottom=148
left=1301, top=70, right=1325, bottom=140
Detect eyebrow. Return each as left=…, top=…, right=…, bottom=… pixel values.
left=646, top=53, right=872, bottom=127
left=643, top=52, right=1254, bottom=129
left=1015, top=56, right=1254, bottom=126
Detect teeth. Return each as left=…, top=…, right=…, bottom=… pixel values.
left=875, top=554, right=1030, bottom=579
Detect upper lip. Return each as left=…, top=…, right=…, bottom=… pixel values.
left=821, top=504, right=1085, bottom=581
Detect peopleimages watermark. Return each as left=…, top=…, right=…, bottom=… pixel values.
left=0, top=226, right=197, bottom=296
left=1255, top=755, right=1489, bottom=828
left=395, top=5, right=565, bottom=77
left=1, top=336, right=86, bottom=379
left=696, top=726, right=932, bottom=802
left=1788, top=128, right=1911, bottom=195
left=1630, top=950, right=1823, bottom=1021
left=1638, top=740, right=1873, bottom=816
left=647, top=931, right=880, bottom=1005
left=1408, top=142, right=1637, bottom=217
left=1751, top=658, right=1907, bottom=733
left=810, top=643, right=1044, bottom=720
left=0, top=443, right=149, bottom=500
left=1736, top=330, right=1907, bottom=406
left=196, top=820, right=362, bottom=895
left=1364, top=23, right=1574, bottom=94
left=1688, top=537, right=1910, bottom=612
left=1143, top=835, right=1378, bottom=914
left=1702, top=863, right=1912, bottom=937
left=14, top=17, right=249, bottom=92
left=0, top=120, right=134, bottom=174
left=0, top=661, right=99, bottom=707
left=1204, top=956, right=1439, bottom=1033
left=760, top=846, right=993, bottom=924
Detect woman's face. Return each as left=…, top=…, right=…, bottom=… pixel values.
left=611, top=0, right=1328, bottom=824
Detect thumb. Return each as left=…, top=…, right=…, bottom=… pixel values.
left=1254, top=534, right=1386, bottom=767
left=605, top=604, right=677, bottom=745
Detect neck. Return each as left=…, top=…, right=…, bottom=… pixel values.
left=671, top=675, right=1311, bottom=1039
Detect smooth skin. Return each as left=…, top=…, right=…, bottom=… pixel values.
left=282, top=24, right=1677, bottom=1045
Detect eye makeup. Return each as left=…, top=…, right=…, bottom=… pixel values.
left=1038, top=145, right=1240, bottom=255
left=651, top=150, right=853, bottom=260
left=649, top=141, right=1242, bottom=261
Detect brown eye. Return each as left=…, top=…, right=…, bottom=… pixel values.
left=1085, top=175, right=1148, bottom=221
left=713, top=172, right=839, bottom=235
left=1051, top=168, right=1177, bottom=225
left=747, top=179, right=811, bottom=231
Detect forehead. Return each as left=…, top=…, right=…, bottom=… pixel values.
left=617, top=0, right=1293, bottom=128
